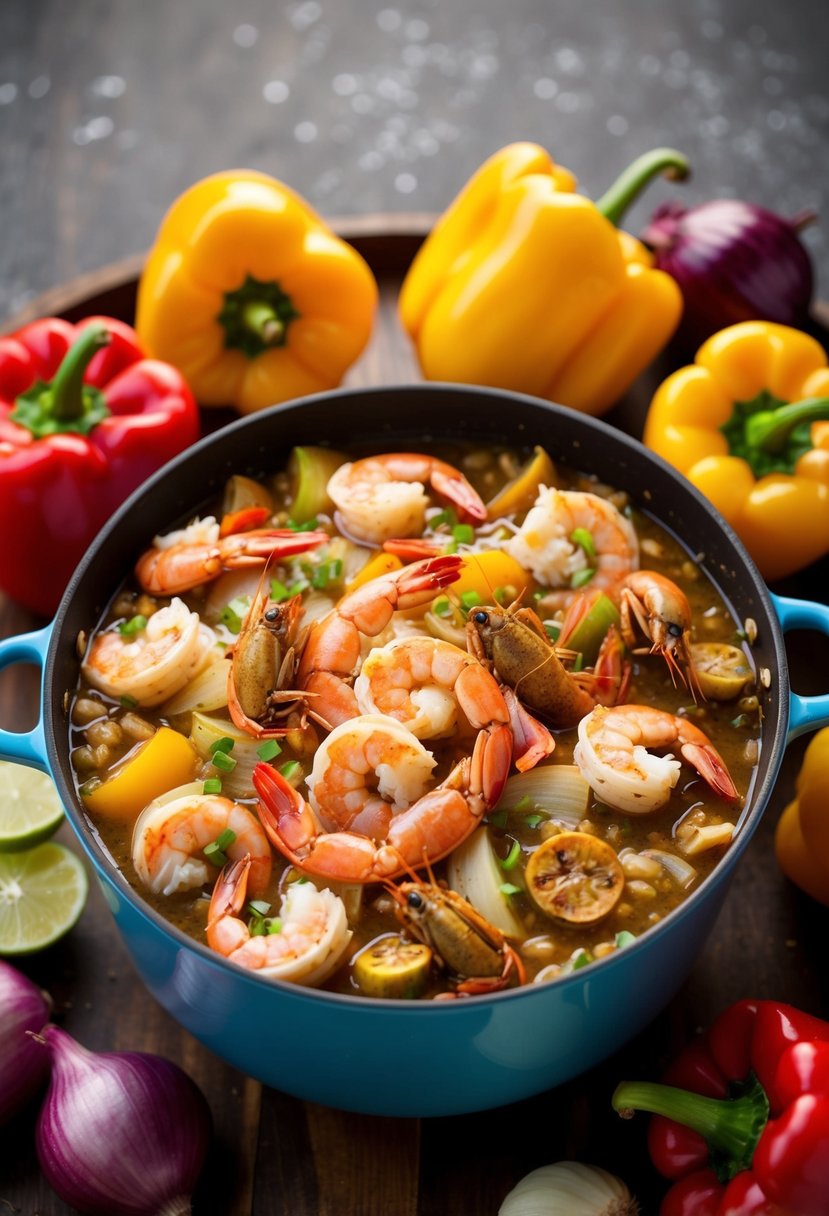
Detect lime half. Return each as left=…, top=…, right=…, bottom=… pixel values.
left=0, top=842, right=88, bottom=955
left=0, top=762, right=66, bottom=851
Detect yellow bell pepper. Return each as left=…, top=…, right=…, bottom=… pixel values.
left=643, top=321, right=829, bottom=581
left=136, top=170, right=378, bottom=414
left=398, top=144, right=686, bottom=416
left=775, top=727, right=829, bottom=906
left=82, top=726, right=198, bottom=823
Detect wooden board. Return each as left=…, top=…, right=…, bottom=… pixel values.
left=3, top=219, right=829, bottom=1216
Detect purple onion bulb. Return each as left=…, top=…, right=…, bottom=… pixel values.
left=35, top=1024, right=212, bottom=1216
left=0, top=959, right=51, bottom=1124
left=642, top=198, right=815, bottom=349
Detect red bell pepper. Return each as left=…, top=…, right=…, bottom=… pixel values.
left=612, top=1000, right=829, bottom=1215
left=0, top=316, right=200, bottom=615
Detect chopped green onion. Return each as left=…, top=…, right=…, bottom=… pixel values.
left=432, top=596, right=452, bottom=618
left=512, top=794, right=533, bottom=814
left=572, top=652, right=584, bottom=673
left=204, top=827, right=236, bottom=866
left=570, top=527, right=596, bottom=558
left=572, top=949, right=593, bottom=970
left=499, top=882, right=523, bottom=897
left=118, top=614, right=147, bottom=636
left=287, top=517, right=320, bottom=532
left=209, top=737, right=235, bottom=755
left=487, top=809, right=508, bottom=828
left=452, top=523, right=475, bottom=545
left=270, top=578, right=292, bottom=603
left=460, top=590, right=483, bottom=612
left=615, top=931, right=637, bottom=949
left=266, top=917, right=283, bottom=935
left=429, top=508, right=458, bottom=530
left=532, top=589, right=545, bottom=601
left=249, top=918, right=266, bottom=937
left=559, top=593, right=620, bottom=665
left=202, top=778, right=222, bottom=795
left=570, top=568, right=596, bottom=589
left=444, top=540, right=458, bottom=555
left=500, top=839, right=522, bottom=871
left=311, top=557, right=344, bottom=589
left=257, top=739, right=282, bottom=761
left=119, top=694, right=139, bottom=709
left=247, top=900, right=271, bottom=918
left=543, top=621, right=561, bottom=642
left=220, top=596, right=251, bottom=633
left=279, top=760, right=301, bottom=781
left=524, top=812, right=545, bottom=829
left=215, top=828, right=236, bottom=851
left=211, top=749, right=237, bottom=773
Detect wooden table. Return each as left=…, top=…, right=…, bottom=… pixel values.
left=2, top=221, right=829, bottom=1215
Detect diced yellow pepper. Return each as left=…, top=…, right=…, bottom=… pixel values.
left=83, top=726, right=199, bottom=823
left=346, top=551, right=403, bottom=592
left=452, top=551, right=530, bottom=602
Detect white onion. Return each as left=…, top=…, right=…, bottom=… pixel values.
left=499, top=1161, right=638, bottom=1216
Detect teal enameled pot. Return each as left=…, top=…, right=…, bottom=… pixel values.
left=2, top=384, right=829, bottom=1117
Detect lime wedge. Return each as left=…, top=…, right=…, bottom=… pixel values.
left=0, top=762, right=66, bottom=851
left=0, top=842, right=88, bottom=955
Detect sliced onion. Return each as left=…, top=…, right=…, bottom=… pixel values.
left=446, top=827, right=525, bottom=939
left=190, top=712, right=269, bottom=799
left=641, top=847, right=697, bottom=888
left=161, top=650, right=230, bottom=717
left=0, top=961, right=51, bottom=1124
left=498, top=764, right=591, bottom=831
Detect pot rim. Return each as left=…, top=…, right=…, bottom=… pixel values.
left=43, top=381, right=791, bottom=1011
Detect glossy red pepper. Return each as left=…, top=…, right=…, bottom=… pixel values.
left=0, top=316, right=199, bottom=615
left=613, top=1001, right=829, bottom=1216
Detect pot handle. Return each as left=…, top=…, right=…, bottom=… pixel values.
left=771, top=593, right=829, bottom=741
left=0, top=625, right=52, bottom=771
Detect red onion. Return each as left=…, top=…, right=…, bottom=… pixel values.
left=34, top=1024, right=212, bottom=1216
left=642, top=198, right=816, bottom=349
left=0, top=959, right=51, bottom=1123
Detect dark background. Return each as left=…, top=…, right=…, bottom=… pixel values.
left=1, top=0, right=827, bottom=325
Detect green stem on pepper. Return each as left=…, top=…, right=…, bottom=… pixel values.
left=595, top=148, right=691, bottom=228
left=9, top=323, right=111, bottom=438
left=720, top=390, right=829, bottom=477
left=612, top=1074, right=769, bottom=1183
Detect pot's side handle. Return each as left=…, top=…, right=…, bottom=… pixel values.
left=771, top=593, right=829, bottom=742
left=0, top=625, right=51, bottom=771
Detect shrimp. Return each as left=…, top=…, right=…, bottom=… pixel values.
left=503, top=487, right=639, bottom=594
left=327, top=452, right=487, bottom=545
left=616, top=571, right=702, bottom=698
left=573, top=704, right=739, bottom=815
left=135, top=515, right=329, bottom=596
left=227, top=585, right=310, bottom=737
left=82, top=597, right=215, bottom=706
left=252, top=709, right=513, bottom=883
left=353, top=635, right=510, bottom=743
left=131, top=790, right=273, bottom=897
left=207, top=856, right=351, bottom=986
left=297, top=553, right=463, bottom=728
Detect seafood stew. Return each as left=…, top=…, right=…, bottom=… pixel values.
left=69, top=440, right=761, bottom=999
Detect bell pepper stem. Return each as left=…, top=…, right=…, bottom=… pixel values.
left=49, top=323, right=111, bottom=422
left=745, top=397, right=829, bottom=455
left=241, top=302, right=284, bottom=346
left=595, top=148, right=690, bottom=227
left=612, top=1075, right=768, bottom=1181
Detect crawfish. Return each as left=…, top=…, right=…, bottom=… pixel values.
left=386, top=876, right=524, bottom=996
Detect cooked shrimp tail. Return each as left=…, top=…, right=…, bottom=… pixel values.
left=618, top=570, right=702, bottom=700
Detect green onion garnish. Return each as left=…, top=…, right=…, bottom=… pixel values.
left=270, top=578, right=292, bottom=603
left=204, top=828, right=237, bottom=866
left=460, top=589, right=483, bottom=612
left=220, top=597, right=250, bottom=633
left=429, top=508, right=457, bottom=530
left=500, top=839, right=522, bottom=871
left=512, top=795, right=533, bottom=814
left=279, top=760, right=301, bottom=781
left=543, top=621, right=561, bottom=642
left=570, top=527, right=596, bottom=558
left=211, top=749, right=237, bottom=773
left=247, top=900, right=271, bottom=918
left=202, top=778, right=222, bottom=795
left=499, top=882, right=522, bottom=897
left=615, top=931, right=637, bottom=949
left=524, top=812, right=545, bottom=829
left=311, top=558, right=344, bottom=589
left=209, top=737, right=235, bottom=755
left=572, top=652, right=584, bottom=673
left=257, top=739, right=282, bottom=761
left=432, top=596, right=452, bottom=618
left=287, top=517, right=320, bottom=532
left=570, top=568, right=596, bottom=589
left=119, top=694, right=138, bottom=709
left=572, top=949, right=593, bottom=970
left=118, top=614, right=147, bottom=636
left=266, top=917, right=283, bottom=935
left=452, top=523, right=475, bottom=545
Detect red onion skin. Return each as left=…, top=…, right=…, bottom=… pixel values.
left=0, top=960, right=51, bottom=1124
left=35, top=1025, right=212, bottom=1216
left=642, top=198, right=815, bottom=350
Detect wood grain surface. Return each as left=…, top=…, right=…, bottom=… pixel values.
left=2, top=223, right=829, bottom=1216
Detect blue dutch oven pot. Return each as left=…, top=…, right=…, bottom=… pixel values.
left=2, top=384, right=829, bottom=1117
